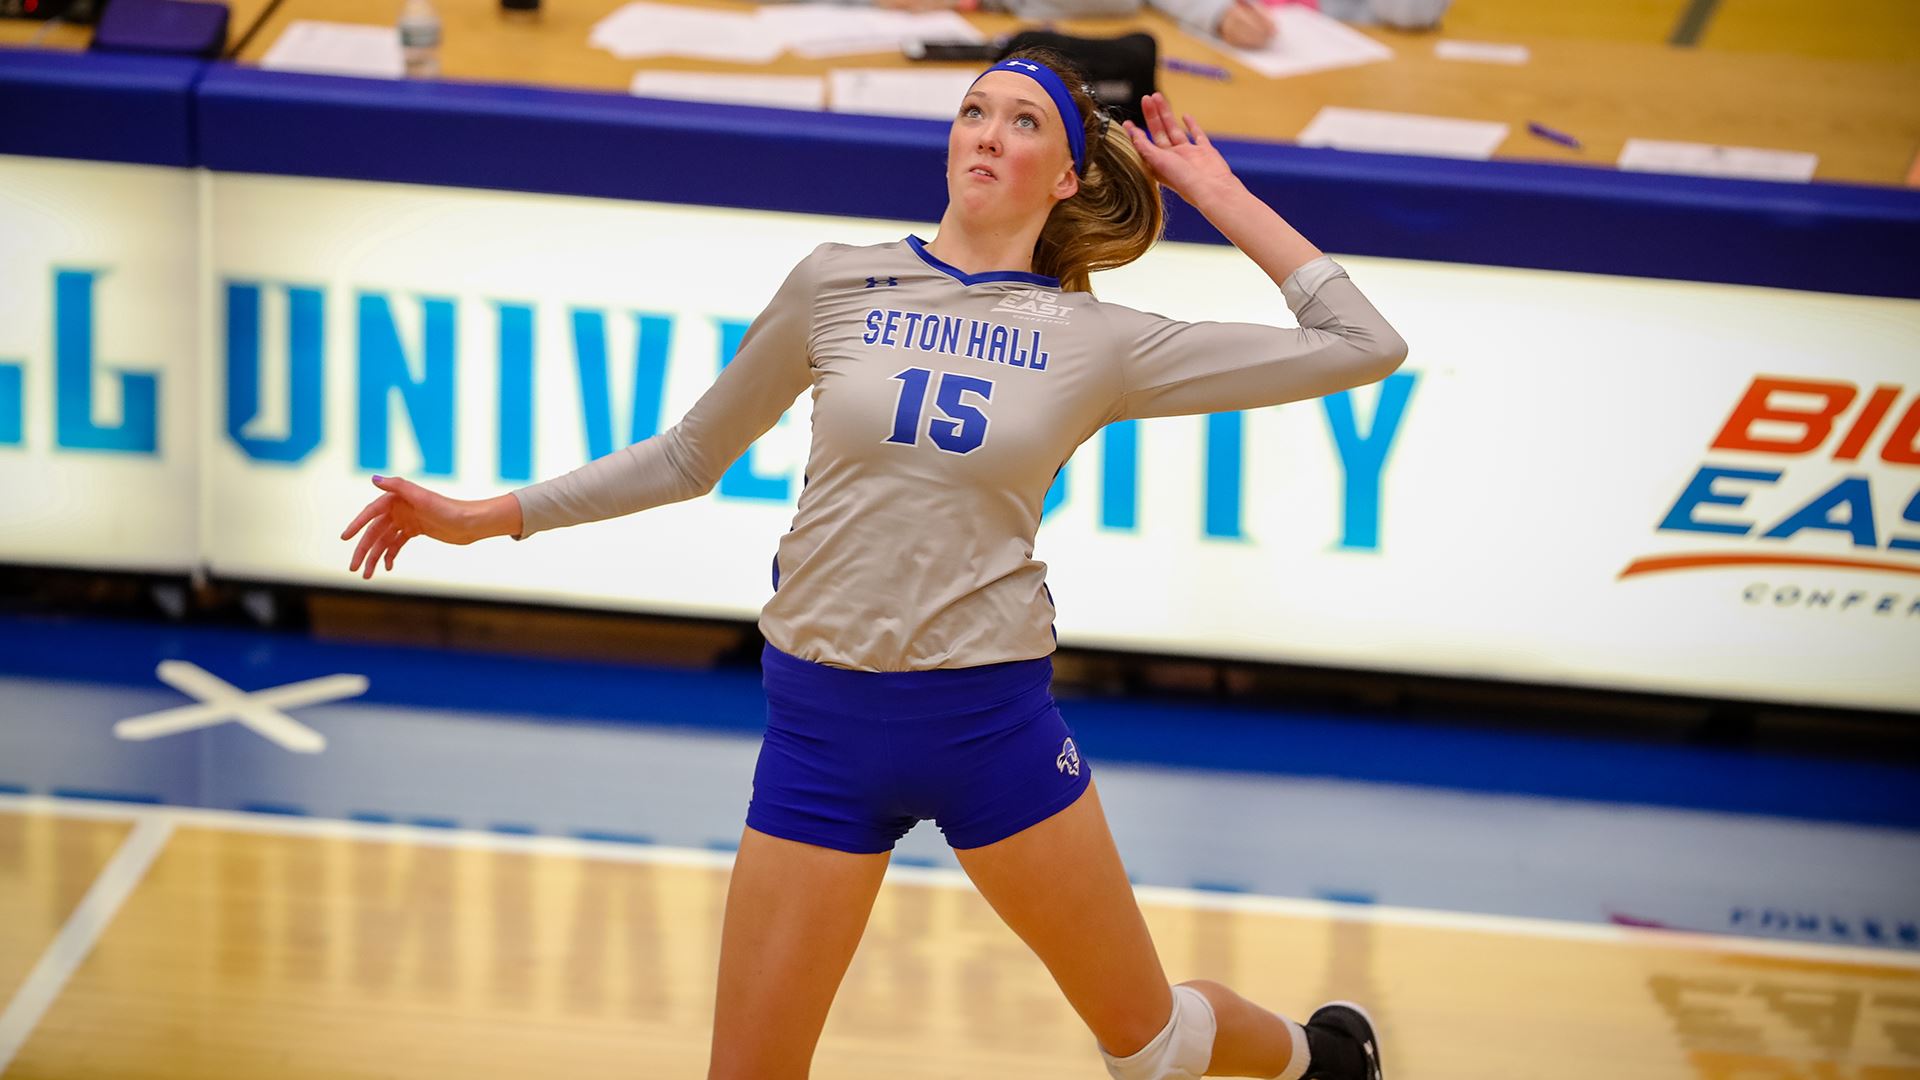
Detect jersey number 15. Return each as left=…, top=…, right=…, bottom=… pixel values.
left=886, top=367, right=994, bottom=455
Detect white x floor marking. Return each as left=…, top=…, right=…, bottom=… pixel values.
left=112, top=661, right=368, bottom=754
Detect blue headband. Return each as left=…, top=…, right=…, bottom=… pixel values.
left=972, top=58, right=1086, bottom=176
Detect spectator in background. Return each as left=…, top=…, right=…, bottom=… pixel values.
left=874, top=0, right=1449, bottom=51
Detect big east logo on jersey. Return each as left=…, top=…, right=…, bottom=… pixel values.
left=1622, top=376, right=1920, bottom=582
left=992, top=288, right=1074, bottom=325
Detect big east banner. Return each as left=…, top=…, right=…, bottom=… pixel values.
left=1632, top=377, right=1920, bottom=581
left=1, top=161, right=1914, bottom=711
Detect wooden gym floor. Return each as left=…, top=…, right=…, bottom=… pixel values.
left=2, top=798, right=1916, bottom=1079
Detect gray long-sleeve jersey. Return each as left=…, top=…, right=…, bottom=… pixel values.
left=512, top=237, right=1406, bottom=671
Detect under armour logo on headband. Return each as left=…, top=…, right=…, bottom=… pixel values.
left=978, top=58, right=1087, bottom=174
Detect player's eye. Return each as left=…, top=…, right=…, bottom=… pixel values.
left=961, top=104, right=983, bottom=119
left=1016, top=112, right=1039, bottom=129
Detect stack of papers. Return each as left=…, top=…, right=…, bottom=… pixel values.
left=625, top=66, right=983, bottom=118
left=631, top=71, right=827, bottom=110
left=1217, top=5, right=1393, bottom=80
left=1434, top=39, right=1530, bottom=65
left=591, top=2, right=983, bottom=64
left=828, top=67, right=977, bottom=119
left=1298, top=106, right=1509, bottom=160
left=1618, top=139, right=1817, bottom=182
left=590, top=3, right=785, bottom=63
left=260, top=20, right=404, bottom=79
left=756, top=5, right=981, bottom=59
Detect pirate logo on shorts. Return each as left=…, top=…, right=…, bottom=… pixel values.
left=1056, top=737, right=1081, bottom=778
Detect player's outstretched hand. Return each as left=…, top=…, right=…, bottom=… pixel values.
left=1123, top=93, right=1240, bottom=209
left=339, top=475, right=487, bottom=580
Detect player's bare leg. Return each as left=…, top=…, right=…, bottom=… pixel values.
left=707, top=826, right=891, bottom=1080
left=953, top=781, right=1310, bottom=1077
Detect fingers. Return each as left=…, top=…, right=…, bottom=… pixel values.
left=385, top=531, right=411, bottom=572
left=1184, top=113, right=1213, bottom=149
left=1142, top=93, right=1191, bottom=148
left=1154, top=93, right=1185, bottom=146
left=1141, top=93, right=1171, bottom=148
left=1219, top=2, right=1275, bottom=48
left=1121, top=120, right=1169, bottom=184
left=344, top=476, right=431, bottom=579
left=1249, top=3, right=1277, bottom=43
left=359, top=521, right=403, bottom=580
left=349, top=517, right=385, bottom=575
left=340, top=492, right=392, bottom=541
left=382, top=530, right=412, bottom=572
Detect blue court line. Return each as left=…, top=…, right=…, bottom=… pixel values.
left=3, top=613, right=1916, bottom=830
left=1068, top=691, right=1920, bottom=831
left=50, top=787, right=165, bottom=805
left=0, top=612, right=768, bottom=734
left=1191, top=881, right=1252, bottom=894
left=572, top=829, right=655, bottom=846
left=0, top=783, right=27, bottom=796
left=490, top=823, right=539, bottom=836
left=240, top=802, right=307, bottom=817
left=1312, top=890, right=1378, bottom=906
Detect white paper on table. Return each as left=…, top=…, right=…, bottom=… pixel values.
left=829, top=67, right=977, bottom=120
left=1215, top=6, right=1393, bottom=80
left=260, top=20, right=404, bottom=79
left=631, top=71, right=827, bottom=110
left=757, top=5, right=982, bottom=59
left=1617, top=139, right=1818, bottom=182
left=589, top=2, right=785, bottom=63
left=1434, top=39, right=1529, bottom=65
left=1297, top=106, right=1509, bottom=160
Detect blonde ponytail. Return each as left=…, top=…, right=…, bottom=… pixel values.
left=1006, top=48, right=1165, bottom=295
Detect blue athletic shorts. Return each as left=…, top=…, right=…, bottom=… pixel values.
left=746, top=642, right=1092, bottom=854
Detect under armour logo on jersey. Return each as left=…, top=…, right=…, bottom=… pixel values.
left=865, top=276, right=898, bottom=289
left=1056, top=737, right=1080, bottom=777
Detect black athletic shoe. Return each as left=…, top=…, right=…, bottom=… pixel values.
left=1307, top=1001, right=1382, bottom=1080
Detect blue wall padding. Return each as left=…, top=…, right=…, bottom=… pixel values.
left=2, top=613, right=1915, bottom=829
left=0, top=47, right=203, bottom=166
left=4, top=48, right=1916, bottom=298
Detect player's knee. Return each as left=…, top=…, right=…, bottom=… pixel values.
left=1100, top=983, right=1217, bottom=1080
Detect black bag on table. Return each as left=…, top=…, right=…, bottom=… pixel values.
left=997, top=30, right=1158, bottom=127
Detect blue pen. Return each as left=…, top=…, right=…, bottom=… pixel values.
left=1165, top=57, right=1231, bottom=81
left=1527, top=121, right=1583, bottom=151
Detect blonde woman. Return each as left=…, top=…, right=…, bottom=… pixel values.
left=343, top=49, right=1403, bottom=1080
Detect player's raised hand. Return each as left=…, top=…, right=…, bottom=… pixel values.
left=1122, top=93, right=1240, bottom=208
left=339, top=475, right=490, bottom=580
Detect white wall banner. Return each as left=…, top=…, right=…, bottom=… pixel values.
left=0, top=155, right=203, bottom=572
left=4, top=165, right=1916, bottom=711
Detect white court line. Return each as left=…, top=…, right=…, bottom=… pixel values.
left=2, top=794, right=1916, bottom=971
left=0, top=816, right=174, bottom=1073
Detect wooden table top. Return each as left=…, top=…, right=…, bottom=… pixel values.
left=225, top=0, right=1920, bottom=185
left=7, top=0, right=1917, bottom=186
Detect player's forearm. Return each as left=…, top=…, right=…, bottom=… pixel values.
left=507, top=436, right=708, bottom=540
left=1184, top=178, right=1324, bottom=291
left=466, top=493, right=525, bottom=541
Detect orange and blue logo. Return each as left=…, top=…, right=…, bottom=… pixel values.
left=1623, top=376, right=1920, bottom=587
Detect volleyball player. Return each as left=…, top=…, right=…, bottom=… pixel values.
left=341, top=50, right=1403, bottom=1080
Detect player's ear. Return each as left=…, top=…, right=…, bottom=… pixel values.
left=1053, top=165, right=1079, bottom=202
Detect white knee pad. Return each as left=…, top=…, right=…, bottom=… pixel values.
left=1101, top=984, right=1218, bottom=1080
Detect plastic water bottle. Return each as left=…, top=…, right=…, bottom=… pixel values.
left=398, top=0, right=441, bottom=78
